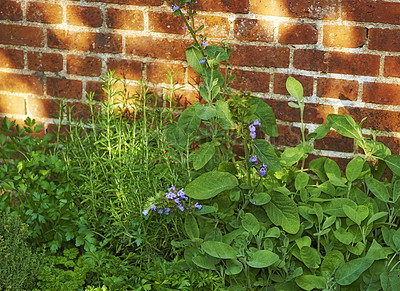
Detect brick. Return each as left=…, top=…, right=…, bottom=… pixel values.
left=107, top=8, right=144, bottom=30
left=323, top=25, right=366, bottom=48
left=0, top=72, right=43, bottom=95
left=342, top=0, right=400, bottom=25
left=27, top=2, right=62, bottom=24
left=195, top=0, right=249, bottom=13
left=0, top=24, right=44, bottom=47
left=126, top=36, right=190, bottom=61
left=187, top=66, right=202, bottom=86
left=0, top=95, right=25, bottom=115
left=317, top=78, right=358, bottom=101
left=147, top=63, right=185, bottom=84
left=278, top=23, right=318, bottom=44
left=67, top=55, right=102, bottom=77
left=293, top=49, right=380, bottom=76
left=270, top=125, right=303, bottom=147
left=314, top=130, right=354, bottom=152
left=107, top=58, right=143, bottom=80
left=48, top=29, right=122, bottom=53
left=363, top=82, right=400, bottom=106
left=86, top=81, right=104, bottom=101
left=251, top=0, right=338, bottom=20
left=369, top=28, right=400, bottom=52
left=27, top=97, right=59, bottom=119
left=84, top=0, right=162, bottom=5
left=230, top=45, right=290, bottom=68
left=0, top=48, right=24, bottom=69
left=230, top=69, right=270, bottom=93
left=234, top=18, right=274, bottom=42
left=28, top=52, right=63, bottom=72
left=67, top=5, right=103, bottom=27
left=274, top=74, right=313, bottom=97
left=384, top=56, right=400, bottom=78
left=0, top=0, right=23, bottom=21
left=194, top=15, right=230, bottom=39
left=148, top=11, right=184, bottom=35
left=338, top=107, right=400, bottom=133
left=47, top=77, right=82, bottom=99
left=376, top=136, right=400, bottom=155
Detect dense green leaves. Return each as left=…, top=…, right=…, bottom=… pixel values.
left=202, top=241, right=237, bottom=259
left=252, top=139, right=281, bottom=172
left=246, top=250, right=279, bottom=268
left=249, top=97, right=278, bottom=137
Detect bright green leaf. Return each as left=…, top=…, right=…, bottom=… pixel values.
left=202, top=241, right=237, bottom=259
left=247, top=250, right=279, bottom=268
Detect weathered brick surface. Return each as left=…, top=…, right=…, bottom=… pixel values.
left=47, top=78, right=82, bottom=99
left=323, top=25, right=366, bottom=48
left=363, top=83, right=400, bottom=106
left=314, top=130, right=354, bottom=152
left=107, top=8, right=144, bottom=30
left=0, top=0, right=23, bottom=21
left=27, top=2, right=62, bottom=24
left=148, top=12, right=185, bottom=35
left=67, top=55, right=102, bottom=77
left=384, top=56, right=400, bottom=78
left=0, top=95, right=25, bottom=115
left=230, top=69, right=270, bottom=93
left=234, top=18, right=274, bottom=42
left=28, top=52, right=63, bottom=72
left=0, top=72, right=43, bottom=94
left=270, top=125, right=303, bottom=147
left=376, top=136, right=400, bottom=155
left=369, top=28, right=400, bottom=52
left=339, top=107, right=400, bottom=133
left=230, top=45, right=290, bottom=68
left=195, top=0, right=249, bottom=13
left=294, top=49, right=380, bottom=76
left=0, top=48, right=24, bottom=69
left=48, top=29, right=122, bottom=53
left=67, top=5, right=103, bottom=27
left=194, top=15, right=230, bottom=39
left=317, top=78, right=358, bottom=101
left=84, top=0, right=163, bottom=5
left=126, top=36, right=191, bottom=61
left=251, top=0, right=338, bottom=20
left=342, top=0, right=400, bottom=25
left=107, top=58, right=143, bottom=80
left=274, top=74, right=313, bottom=96
left=146, top=62, right=185, bottom=84
left=278, top=23, right=318, bottom=44
left=0, top=24, right=44, bottom=47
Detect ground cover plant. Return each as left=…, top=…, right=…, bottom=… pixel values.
left=0, top=0, right=400, bottom=289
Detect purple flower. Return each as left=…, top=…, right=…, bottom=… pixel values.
left=250, top=131, right=256, bottom=139
left=194, top=202, right=202, bottom=210
left=174, top=198, right=181, bottom=205
left=253, top=119, right=261, bottom=126
left=168, top=185, right=176, bottom=192
left=166, top=191, right=176, bottom=199
left=249, top=155, right=258, bottom=164
left=202, top=40, right=207, bottom=47
left=165, top=208, right=170, bottom=215
left=142, top=209, right=149, bottom=216
left=178, top=205, right=185, bottom=211
left=150, top=204, right=157, bottom=211
left=183, top=25, right=187, bottom=30
left=259, top=167, right=266, bottom=176
left=177, top=189, right=186, bottom=197
left=172, top=4, right=179, bottom=11
left=249, top=124, right=256, bottom=132
left=200, top=58, right=206, bottom=65
left=158, top=209, right=163, bottom=214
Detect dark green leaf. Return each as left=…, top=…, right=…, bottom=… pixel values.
left=252, top=139, right=281, bottom=172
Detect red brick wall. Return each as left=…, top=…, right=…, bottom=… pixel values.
left=0, top=0, right=399, bottom=159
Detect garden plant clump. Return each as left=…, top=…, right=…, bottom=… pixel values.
left=0, top=0, right=400, bottom=289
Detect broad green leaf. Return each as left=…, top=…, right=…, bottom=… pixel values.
left=215, top=100, right=233, bottom=129
left=366, top=240, right=386, bottom=261
left=393, top=180, right=400, bottom=203
left=251, top=192, right=271, bottom=206
left=346, top=242, right=365, bottom=255
left=204, top=45, right=229, bottom=62
left=242, top=213, right=260, bottom=235
left=336, top=257, right=374, bottom=285
left=300, top=246, right=321, bottom=269
left=192, top=254, right=219, bottom=270
left=265, top=227, right=280, bottom=238
left=288, top=101, right=300, bottom=108
left=264, top=191, right=300, bottom=234
left=202, top=241, right=237, bottom=259
left=343, top=205, right=361, bottom=225
left=204, top=228, right=222, bottom=242
left=165, top=123, right=186, bottom=149
left=185, top=214, right=199, bottom=240
left=295, top=172, right=309, bottom=190
left=365, top=176, right=390, bottom=203
left=309, top=157, right=329, bottom=182
left=225, top=259, right=243, bottom=275
left=250, top=97, right=278, bottom=137
left=196, top=205, right=217, bottom=215
left=381, top=269, right=400, bottom=291
left=185, top=45, right=204, bottom=74
left=324, top=158, right=342, bottom=179
left=314, top=203, right=324, bottom=225
left=363, top=139, right=391, bottom=159
left=286, top=76, right=304, bottom=102
left=295, top=236, right=311, bottom=249
left=385, top=155, right=400, bottom=176
left=193, top=142, right=216, bottom=170
left=327, top=114, right=363, bottom=140
left=247, top=250, right=279, bottom=268
left=295, top=275, right=326, bottom=291
left=346, top=157, right=365, bottom=182
left=177, top=105, right=201, bottom=135
left=321, top=250, right=345, bottom=274
left=308, top=123, right=331, bottom=140
left=357, top=205, right=369, bottom=222
left=322, top=216, right=336, bottom=230
left=185, top=171, right=238, bottom=200
left=252, top=139, right=281, bottom=172
left=367, top=211, right=388, bottom=226
left=280, top=146, right=303, bottom=167
left=323, top=198, right=357, bottom=217
left=333, top=228, right=353, bottom=245
left=222, top=229, right=245, bottom=245
left=195, top=104, right=217, bottom=120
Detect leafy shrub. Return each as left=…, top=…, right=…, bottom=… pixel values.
left=0, top=212, right=43, bottom=290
